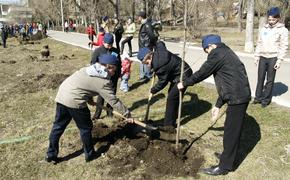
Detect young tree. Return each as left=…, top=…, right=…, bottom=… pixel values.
left=244, top=0, right=255, bottom=52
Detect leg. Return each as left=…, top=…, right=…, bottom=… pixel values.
left=262, top=58, right=277, bottom=105
left=254, top=57, right=267, bottom=102
left=127, top=36, right=133, bottom=56
left=93, top=96, right=105, bottom=119
left=47, top=103, right=72, bottom=158
left=69, top=107, right=95, bottom=160
left=116, top=36, right=122, bottom=52
left=218, top=103, right=248, bottom=171
left=139, top=63, right=145, bottom=79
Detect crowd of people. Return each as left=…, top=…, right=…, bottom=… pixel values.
left=42, top=7, right=288, bottom=176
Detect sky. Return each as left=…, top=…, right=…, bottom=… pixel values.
left=0, top=0, right=21, bottom=4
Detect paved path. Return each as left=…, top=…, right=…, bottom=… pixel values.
left=47, top=30, right=290, bottom=108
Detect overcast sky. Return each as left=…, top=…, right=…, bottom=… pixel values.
left=0, top=0, right=20, bottom=4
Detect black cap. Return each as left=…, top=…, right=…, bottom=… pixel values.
left=138, top=11, right=146, bottom=18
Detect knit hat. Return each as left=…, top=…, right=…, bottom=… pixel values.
left=104, top=33, right=114, bottom=44
left=103, top=16, right=109, bottom=22
left=201, top=34, right=221, bottom=50
left=268, top=7, right=280, bottom=17
left=99, top=54, right=118, bottom=65
left=99, top=27, right=104, bottom=32
left=138, top=11, right=146, bottom=18
left=137, top=47, right=151, bottom=61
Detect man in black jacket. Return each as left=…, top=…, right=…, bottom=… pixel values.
left=178, top=34, right=251, bottom=176
left=137, top=11, right=156, bottom=80
left=1, top=25, right=8, bottom=48
left=90, top=33, right=121, bottom=119
left=137, top=41, right=193, bottom=132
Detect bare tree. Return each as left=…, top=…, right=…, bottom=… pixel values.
left=238, top=0, right=243, bottom=32
left=244, top=0, right=254, bottom=52
left=208, top=0, right=219, bottom=31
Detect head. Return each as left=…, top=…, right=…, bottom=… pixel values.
left=114, top=18, right=119, bottom=24
left=137, top=47, right=153, bottom=66
left=127, top=17, right=133, bottom=24
left=201, top=34, right=221, bottom=53
left=267, top=7, right=280, bottom=26
left=99, top=54, right=118, bottom=76
left=138, top=11, right=146, bottom=22
left=103, top=16, right=109, bottom=23
left=103, top=33, right=114, bottom=49
left=99, top=27, right=105, bottom=34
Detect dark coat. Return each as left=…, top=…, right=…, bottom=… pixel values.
left=113, top=23, right=124, bottom=37
left=183, top=43, right=251, bottom=107
left=151, top=42, right=193, bottom=94
left=138, top=19, right=156, bottom=48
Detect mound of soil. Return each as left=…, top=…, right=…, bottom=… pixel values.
left=13, top=73, right=69, bottom=94
left=92, top=122, right=204, bottom=179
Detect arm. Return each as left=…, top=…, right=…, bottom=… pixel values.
left=277, top=27, right=289, bottom=64
left=90, top=49, right=99, bottom=64
left=151, top=68, right=169, bottom=94
left=215, top=95, right=226, bottom=108
left=254, top=29, right=262, bottom=64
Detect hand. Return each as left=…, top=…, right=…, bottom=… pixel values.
left=274, top=62, right=280, bottom=70
left=177, top=82, right=184, bottom=90
left=211, top=106, right=220, bottom=121
left=254, top=57, right=259, bottom=66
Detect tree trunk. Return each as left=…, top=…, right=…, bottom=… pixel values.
left=170, top=0, right=176, bottom=26
left=132, top=0, right=135, bottom=21
left=238, top=0, right=243, bottom=32
left=244, top=0, right=254, bottom=52
left=143, top=0, right=147, bottom=13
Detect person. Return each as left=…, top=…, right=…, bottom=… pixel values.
left=253, top=7, right=288, bottom=108
left=86, top=23, right=96, bottom=46
left=113, top=18, right=124, bottom=52
left=137, top=41, right=193, bottom=132
left=88, top=27, right=105, bottom=48
left=46, top=54, right=132, bottom=164
left=1, top=25, right=8, bottom=48
left=90, top=33, right=121, bottom=120
left=64, top=21, right=69, bottom=33
left=177, top=34, right=251, bottom=176
left=121, top=17, right=136, bottom=57
left=120, top=52, right=132, bottom=92
left=101, top=16, right=110, bottom=33
left=137, top=11, right=156, bottom=80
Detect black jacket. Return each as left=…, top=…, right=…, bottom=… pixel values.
left=138, top=19, right=156, bottom=48
left=151, top=42, right=193, bottom=94
left=113, top=23, right=124, bottom=37
left=183, top=43, right=251, bottom=107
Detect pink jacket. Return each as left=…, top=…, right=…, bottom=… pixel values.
left=121, top=59, right=132, bottom=75
left=255, top=22, right=288, bottom=63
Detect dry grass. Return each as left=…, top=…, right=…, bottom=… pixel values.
left=0, top=37, right=289, bottom=179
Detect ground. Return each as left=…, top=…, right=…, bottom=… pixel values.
left=0, top=37, right=289, bottom=180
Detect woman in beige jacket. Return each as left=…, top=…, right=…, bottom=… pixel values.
left=253, top=7, right=288, bottom=107
left=121, top=17, right=136, bottom=57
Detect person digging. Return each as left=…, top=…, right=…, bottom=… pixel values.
left=46, top=54, right=133, bottom=164
left=137, top=41, right=193, bottom=133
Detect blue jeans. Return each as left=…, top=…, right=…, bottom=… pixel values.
left=139, top=63, right=152, bottom=79
left=120, top=74, right=130, bottom=92
left=47, top=103, right=95, bottom=160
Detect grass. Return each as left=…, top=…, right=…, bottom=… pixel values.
left=0, top=37, right=289, bottom=179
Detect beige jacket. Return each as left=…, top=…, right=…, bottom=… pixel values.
left=124, top=23, right=136, bottom=37
left=255, top=22, right=288, bottom=63
left=55, top=64, right=128, bottom=115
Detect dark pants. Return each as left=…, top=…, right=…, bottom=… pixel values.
left=47, top=103, right=95, bottom=160
left=2, top=38, right=6, bottom=48
left=219, top=102, right=249, bottom=170
left=254, top=57, right=277, bottom=105
left=94, top=74, right=119, bottom=119
left=121, top=36, right=133, bottom=56
left=164, top=83, right=187, bottom=126
left=115, top=35, right=122, bottom=52
left=88, top=35, right=94, bottom=42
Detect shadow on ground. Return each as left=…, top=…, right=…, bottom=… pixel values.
left=272, top=82, right=288, bottom=96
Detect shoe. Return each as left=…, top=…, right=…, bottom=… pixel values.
left=252, top=99, right=261, bottom=104
left=214, top=152, right=221, bottom=159
left=45, top=156, right=60, bottom=164
left=85, top=151, right=98, bottom=162
left=199, top=165, right=229, bottom=176
left=158, top=125, right=176, bottom=134
left=261, top=103, right=268, bottom=108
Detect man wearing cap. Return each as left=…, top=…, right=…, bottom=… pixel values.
left=91, top=33, right=121, bottom=120
left=253, top=7, right=288, bottom=108
left=137, top=11, right=156, bottom=80
left=46, top=54, right=131, bottom=164
left=137, top=41, right=193, bottom=132
left=177, top=34, right=251, bottom=175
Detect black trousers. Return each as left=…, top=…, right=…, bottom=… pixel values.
left=254, top=57, right=277, bottom=105
left=2, top=38, right=6, bottom=48
left=164, top=83, right=187, bottom=126
left=121, top=36, right=133, bottom=56
left=219, top=102, right=249, bottom=170
left=115, top=35, right=122, bottom=52
left=47, top=103, right=95, bottom=159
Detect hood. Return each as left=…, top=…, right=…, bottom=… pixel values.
left=152, top=43, right=171, bottom=70
left=85, top=63, right=110, bottom=79
left=265, top=22, right=285, bottom=28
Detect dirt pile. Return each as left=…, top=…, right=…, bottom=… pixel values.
left=92, top=123, right=204, bottom=179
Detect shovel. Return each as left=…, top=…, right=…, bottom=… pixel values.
left=144, top=74, right=156, bottom=122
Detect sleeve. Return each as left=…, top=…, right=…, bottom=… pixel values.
left=215, top=95, right=226, bottom=108
left=254, top=29, right=262, bottom=60
left=277, top=27, right=289, bottom=63
left=151, top=68, right=169, bottom=94
left=98, top=80, right=129, bottom=115
left=90, top=49, right=99, bottom=64
left=183, top=54, right=219, bottom=87
left=146, top=23, right=156, bottom=42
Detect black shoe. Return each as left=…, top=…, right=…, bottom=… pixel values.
left=158, top=125, right=176, bottom=134
left=252, top=99, right=261, bottom=104
left=85, top=151, right=99, bottom=163
left=199, top=166, right=229, bottom=176
left=45, top=156, right=60, bottom=164
left=214, top=152, right=221, bottom=159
